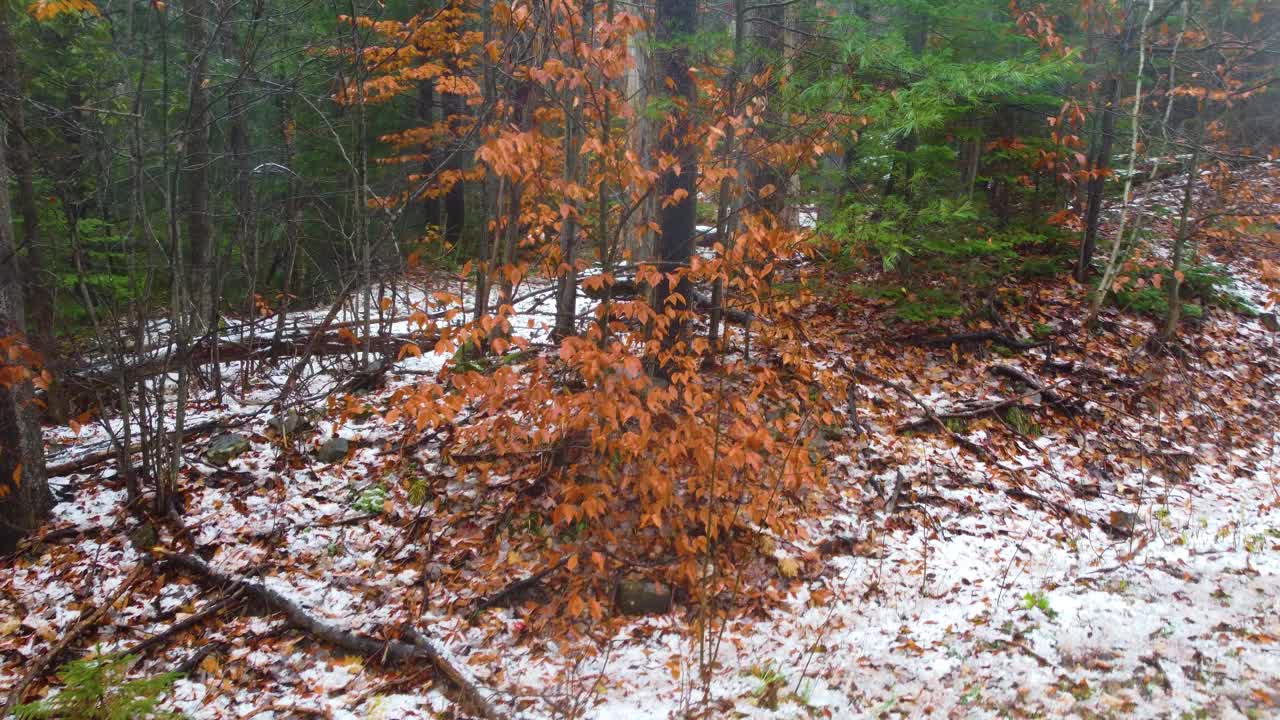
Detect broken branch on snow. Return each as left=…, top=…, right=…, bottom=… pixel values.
left=161, top=552, right=504, bottom=720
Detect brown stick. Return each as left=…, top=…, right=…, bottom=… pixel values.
left=988, top=363, right=1069, bottom=407
left=467, top=556, right=568, bottom=619
left=894, top=383, right=1061, bottom=432
left=162, top=553, right=503, bottom=720
left=122, top=590, right=241, bottom=658
left=848, top=364, right=995, bottom=459
left=2, top=561, right=150, bottom=715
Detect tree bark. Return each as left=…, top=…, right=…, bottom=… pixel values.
left=417, top=79, right=442, bottom=231
left=184, top=0, right=215, bottom=328
left=746, top=0, right=786, bottom=218
left=0, top=7, right=51, bottom=552
left=651, top=0, right=697, bottom=348
left=0, top=3, right=57, bottom=417
left=553, top=7, right=584, bottom=341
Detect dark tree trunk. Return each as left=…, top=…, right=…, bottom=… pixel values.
left=747, top=0, right=785, bottom=218
left=1076, top=4, right=1139, bottom=283
left=651, top=0, right=697, bottom=347
left=0, top=6, right=57, bottom=419
left=417, top=79, right=442, bottom=231
left=0, top=7, right=51, bottom=551
left=184, top=0, right=215, bottom=326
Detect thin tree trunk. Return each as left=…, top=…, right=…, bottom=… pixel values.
left=184, top=0, right=215, bottom=328
left=709, top=0, right=744, bottom=346
left=553, top=6, right=585, bottom=341
left=1085, top=0, right=1153, bottom=326
left=1076, top=2, right=1139, bottom=283
left=1162, top=121, right=1204, bottom=341
left=275, top=94, right=302, bottom=340
left=226, top=0, right=262, bottom=388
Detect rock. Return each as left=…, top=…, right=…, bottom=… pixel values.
left=615, top=579, right=672, bottom=615
left=267, top=409, right=312, bottom=436
left=316, top=437, right=351, bottom=463
left=128, top=523, right=158, bottom=551
left=1261, top=312, right=1279, bottom=332
left=206, top=433, right=251, bottom=465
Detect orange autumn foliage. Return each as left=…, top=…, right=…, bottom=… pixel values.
left=349, top=0, right=844, bottom=625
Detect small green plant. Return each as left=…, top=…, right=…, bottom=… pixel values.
left=407, top=476, right=431, bottom=507
left=1244, top=533, right=1270, bottom=553
left=352, top=485, right=390, bottom=514
left=943, top=417, right=969, bottom=434
left=14, top=653, right=182, bottom=720
left=744, top=662, right=788, bottom=710
left=794, top=679, right=816, bottom=708
left=1002, top=407, right=1040, bottom=436
left=1022, top=591, right=1057, bottom=619
left=1057, top=675, right=1092, bottom=701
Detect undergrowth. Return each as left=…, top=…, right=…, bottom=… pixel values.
left=14, top=653, right=182, bottom=720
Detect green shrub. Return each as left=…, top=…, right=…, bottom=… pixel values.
left=1109, top=261, right=1252, bottom=321
left=14, top=653, right=182, bottom=720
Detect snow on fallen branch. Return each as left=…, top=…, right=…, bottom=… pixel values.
left=160, top=552, right=504, bottom=720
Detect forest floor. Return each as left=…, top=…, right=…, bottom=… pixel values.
left=3, top=165, right=1280, bottom=720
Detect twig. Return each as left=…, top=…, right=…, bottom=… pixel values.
left=123, top=590, right=241, bottom=658
left=468, top=556, right=568, bottom=619
left=847, top=363, right=995, bottom=459
left=175, top=641, right=226, bottom=676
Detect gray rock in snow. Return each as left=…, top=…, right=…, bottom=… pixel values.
left=615, top=579, right=672, bottom=615
left=206, top=433, right=251, bottom=466
left=316, top=437, right=351, bottom=463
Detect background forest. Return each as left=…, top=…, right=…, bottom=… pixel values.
left=1, top=0, right=1279, bottom=717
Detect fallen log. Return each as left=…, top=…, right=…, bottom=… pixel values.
left=63, top=330, right=434, bottom=409
left=845, top=361, right=995, bottom=460
left=895, top=382, right=1063, bottom=433
left=163, top=552, right=503, bottom=720
left=988, top=363, right=1075, bottom=410
left=900, top=330, right=1048, bottom=352
left=46, top=415, right=254, bottom=477
left=579, top=278, right=755, bottom=326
